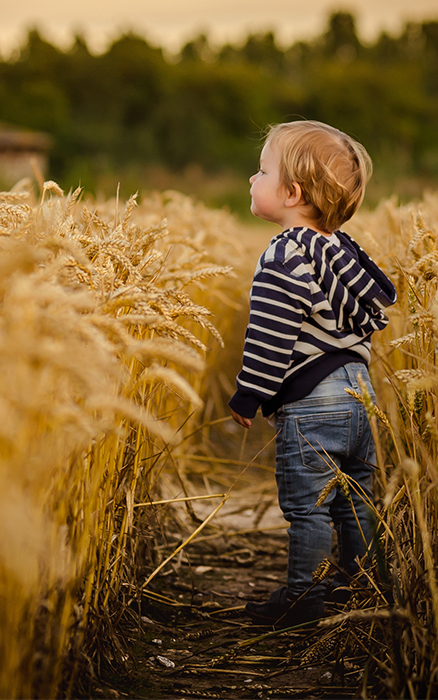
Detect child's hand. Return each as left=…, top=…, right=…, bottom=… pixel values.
left=230, top=409, right=252, bottom=429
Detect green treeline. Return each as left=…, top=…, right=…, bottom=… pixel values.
left=1, top=12, right=437, bottom=206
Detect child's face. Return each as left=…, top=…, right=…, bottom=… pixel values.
left=249, top=140, right=289, bottom=226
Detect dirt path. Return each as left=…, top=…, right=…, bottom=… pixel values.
left=83, top=419, right=365, bottom=700
left=89, top=528, right=362, bottom=700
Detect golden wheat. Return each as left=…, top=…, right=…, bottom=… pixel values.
left=0, top=181, right=244, bottom=699
left=341, top=192, right=438, bottom=698
left=5, top=177, right=438, bottom=699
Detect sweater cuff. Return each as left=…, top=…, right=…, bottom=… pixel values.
left=228, top=391, right=261, bottom=419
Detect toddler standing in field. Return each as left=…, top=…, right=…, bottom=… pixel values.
left=229, top=120, right=396, bottom=628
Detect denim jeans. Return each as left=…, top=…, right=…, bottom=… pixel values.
left=275, top=363, right=376, bottom=602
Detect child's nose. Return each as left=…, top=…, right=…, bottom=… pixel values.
left=249, top=174, right=256, bottom=184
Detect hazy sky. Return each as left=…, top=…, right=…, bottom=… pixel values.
left=1, top=0, right=438, bottom=55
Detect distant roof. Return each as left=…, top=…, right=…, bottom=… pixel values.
left=0, top=124, right=52, bottom=152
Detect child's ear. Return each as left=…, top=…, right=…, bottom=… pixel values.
left=285, top=183, right=302, bottom=208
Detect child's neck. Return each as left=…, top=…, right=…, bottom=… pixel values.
left=281, top=216, right=332, bottom=237
left=280, top=203, right=332, bottom=236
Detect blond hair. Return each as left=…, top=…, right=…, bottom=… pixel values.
left=265, top=120, right=372, bottom=233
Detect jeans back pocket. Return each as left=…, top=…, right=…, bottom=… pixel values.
left=296, top=411, right=352, bottom=472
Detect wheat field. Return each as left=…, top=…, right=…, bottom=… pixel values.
left=0, top=181, right=246, bottom=699
left=338, top=193, right=438, bottom=699
left=1, top=179, right=438, bottom=699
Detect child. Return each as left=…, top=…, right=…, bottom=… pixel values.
left=229, top=120, right=396, bottom=628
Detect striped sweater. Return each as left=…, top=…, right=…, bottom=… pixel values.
left=229, top=226, right=397, bottom=418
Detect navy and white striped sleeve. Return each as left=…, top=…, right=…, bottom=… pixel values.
left=229, top=259, right=312, bottom=418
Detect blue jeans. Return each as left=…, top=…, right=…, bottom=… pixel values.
left=275, top=363, right=376, bottom=601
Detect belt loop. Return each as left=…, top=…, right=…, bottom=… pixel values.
left=345, top=362, right=354, bottom=388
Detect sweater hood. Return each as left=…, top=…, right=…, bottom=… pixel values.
left=271, top=227, right=397, bottom=337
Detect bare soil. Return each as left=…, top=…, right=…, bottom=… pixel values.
left=82, top=414, right=367, bottom=700
left=89, top=530, right=364, bottom=700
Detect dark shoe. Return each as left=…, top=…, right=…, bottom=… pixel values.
left=245, top=586, right=324, bottom=628
left=325, top=585, right=352, bottom=605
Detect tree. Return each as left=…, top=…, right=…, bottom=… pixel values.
left=322, top=12, right=362, bottom=61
